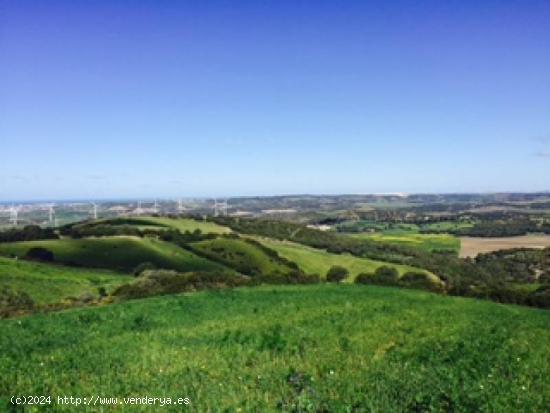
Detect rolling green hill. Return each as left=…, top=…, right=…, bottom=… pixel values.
left=190, top=237, right=296, bottom=276
left=255, top=237, right=436, bottom=282
left=0, top=237, right=226, bottom=273
left=130, top=216, right=231, bottom=234
left=1, top=284, right=548, bottom=411
left=0, top=256, right=129, bottom=305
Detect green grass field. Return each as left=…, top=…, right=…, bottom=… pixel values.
left=347, top=231, right=461, bottom=254
left=255, top=237, right=436, bottom=281
left=0, top=237, right=226, bottom=273
left=421, top=221, right=475, bottom=232
left=190, top=237, right=295, bottom=276
left=131, top=217, right=231, bottom=234
left=1, top=284, right=548, bottom=411
left=0, top=257, right=129, bottom=305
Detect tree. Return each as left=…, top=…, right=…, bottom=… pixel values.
left=326, top=265, right=349, bottom=283
left=355, top=272, right=374, bottom=284
left=25, top=247, right=54, bottom=262
left=372, top=266, right=399, bottom=285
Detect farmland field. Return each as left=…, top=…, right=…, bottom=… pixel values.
left=255, top=237, right=436, bottom=281
left=1, top=284, right=548, bottom=411
left=460, top=235, right=550, bottom=257
left=0, top=256, right=129, bottom=304
left=0, top=237, right=227, bottom=273
left=346, top=231, right=460, bottom=254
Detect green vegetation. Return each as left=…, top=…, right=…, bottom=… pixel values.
left=0, top=225, right=58, bottom=243
left=131, top=216, right=231, bottom=234
left=256, top=237, right=434, bottom=282
left=0, top=237, right=226, bottom=273
left=62, top=216, right=231, bottom=238
left=0, top=256, right=128, bottom=305
left=421, top=221, right=475, bottom=232
left=190, top=237, right=297, bottom=276
left=1, top=284, right=548, bottom=411
left=454, top=218, right=550, bottom=237
left=348, top=231, right=460, bottom=254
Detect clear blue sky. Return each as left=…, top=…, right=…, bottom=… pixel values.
left=1, top=0, right=549, bottom=201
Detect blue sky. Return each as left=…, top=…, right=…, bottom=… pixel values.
left=1, top=0, right=549, bottom=201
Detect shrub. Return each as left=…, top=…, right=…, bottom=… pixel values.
left=0, top=225, right=58, bottom=243
left=0, top=287, right=35, bottom=318
left=355, top=272, right=374, bottom=284
left=326, top=265, right=349, bottom=283
left=371, top=266, right=399, bottom=285
left=98, top=286, right=108, bottom=298
left=527, top=285, right=550, bottom=308
left=25, top=247, right=54, bottom=262
left=112, top=271, right=249, bottom=300
left=255, top=271, right=320, bottom=285
left=132, top=261, right=157, bottom=276
left=400, top=271, right=431, bottom=287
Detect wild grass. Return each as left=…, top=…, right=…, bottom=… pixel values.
left=0, top=256, right=129, bottom=304
left=190, top=237, right=295, bottom=276
left=0, top=237, right=226, bottom=273
left=0, top=284, right=548, bottom=411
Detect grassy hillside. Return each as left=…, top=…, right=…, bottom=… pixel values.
left=0, top=257, right=129, bottom=305
left=347, top=230, right=460, bottom=253
left=256, top=237, right=435, bottom=281
left=190, top=237, right=296, bottom=276
left=0, top=285, right=548, bottom=411
left=131, top=216, right=231, bottom=234
left=0, top=237, right=226, bottom=273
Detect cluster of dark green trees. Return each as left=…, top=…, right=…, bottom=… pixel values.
left=453, top=219, right=550, bottom=237
left=0, top=225, right=58, bottom=243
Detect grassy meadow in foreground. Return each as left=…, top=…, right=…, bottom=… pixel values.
left=1, top=284, right=548, bottom=411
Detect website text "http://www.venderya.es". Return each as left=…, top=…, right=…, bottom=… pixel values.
left=10, top=395, right=191, bottom=408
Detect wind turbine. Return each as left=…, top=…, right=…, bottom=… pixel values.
left=90, top=202, right=98, bottom=220
left=48, top=204, right=55, bottom=225
left=9, top=205, right=19, bottom=226
left=213, top=199, right=228, bottom=217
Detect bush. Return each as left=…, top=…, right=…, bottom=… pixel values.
left=255, top=271, right=321, bottom=285
left=371, top=266, right=399, bottom=285
left=25, top=247, right=54, bottom=262
left=112, top=271, right=249, bottom=300
left=0, top=287, right=35, bottom=318
left=355, top=272, right=374, bottom=284
left=0, top=225, right=58, bottom=243
left=527, top=285, right=550, bottom=308
left=399, top=271, right=443, bottom=292
left=326, top=265, right=349, bottom=283
left=132, top=261, right=157, bottom=276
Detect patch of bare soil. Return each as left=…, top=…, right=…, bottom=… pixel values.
left=459, top=235, right=550, bottom=258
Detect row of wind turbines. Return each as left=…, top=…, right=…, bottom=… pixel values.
left=4, top=198, right=229, bottom=227
left=5, top=203, right=98, bottom=227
